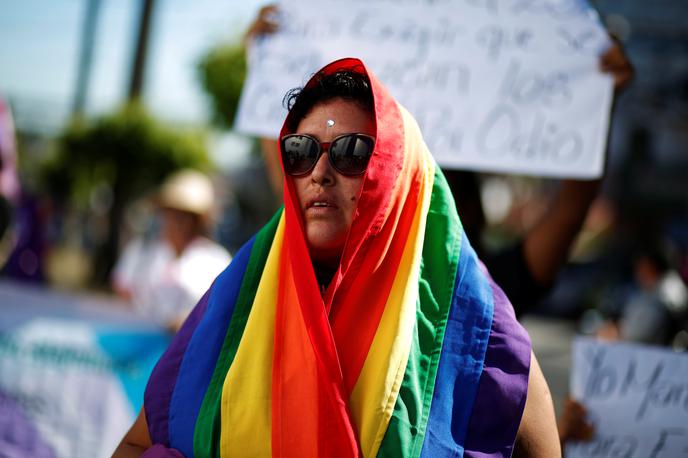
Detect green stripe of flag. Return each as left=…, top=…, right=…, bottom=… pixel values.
left=193, top=209, right=283, bottom=458
left=378, top=169, right=462, bottom=457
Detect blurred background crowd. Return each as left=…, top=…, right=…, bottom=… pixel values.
left=0, top=0, right=687, bottom=432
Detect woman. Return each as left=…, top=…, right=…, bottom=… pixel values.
left=116, top=58, right=559, bottom=457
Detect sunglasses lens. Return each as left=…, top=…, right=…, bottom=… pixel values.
left=282, top=135, right=319, bottom=175
left=329, top=135, right=375, bottom=175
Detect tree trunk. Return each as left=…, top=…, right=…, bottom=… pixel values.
left=92, top=179, right=126, bottom=287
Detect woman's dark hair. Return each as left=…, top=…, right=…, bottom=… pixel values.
left=283, top=68, right=374, bottom=132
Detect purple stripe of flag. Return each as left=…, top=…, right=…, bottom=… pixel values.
left=144, top=289, right=211, bottom=445
left=464, top=265, right=531, bottom=457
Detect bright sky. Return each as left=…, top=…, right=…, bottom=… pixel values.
left=0, top=0, right=268, bottom=131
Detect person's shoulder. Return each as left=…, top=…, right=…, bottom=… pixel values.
left=188, top=237, right=231, bottom=262
left=115, top=236, right=165, bottom=270
left=120, top=236, right=146, bottom=254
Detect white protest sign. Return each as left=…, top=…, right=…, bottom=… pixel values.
left=235, top=0, right=613, bottom=178
left=567, top=337, right=688, bottom=458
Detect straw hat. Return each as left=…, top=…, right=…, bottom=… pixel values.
left=158, top=169, right=214, bottom=216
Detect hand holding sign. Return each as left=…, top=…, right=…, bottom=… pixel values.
left=568, top=338, right=688, bottom=458
left=600, top=37, right=634, bottom=94
left=558, top=396, right=595, bottom=445
left=243, top=5, right=279, bottom=46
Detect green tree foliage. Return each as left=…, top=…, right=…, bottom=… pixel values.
left=44, top=102, right=209, bottom=206
left=197, top=43, right=247, bottom=129
left=42, top=102, right=210, bottom=285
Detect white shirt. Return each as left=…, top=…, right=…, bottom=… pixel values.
left=112, top=236, right=231, bottom=327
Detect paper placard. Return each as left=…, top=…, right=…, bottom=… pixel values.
left=235, top=0, right=613, bottom=178
left=567, top=337, right=688, bottom=458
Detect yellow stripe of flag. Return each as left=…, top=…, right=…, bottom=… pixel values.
left=219, top=213, right=285, bottom=457
left=349, top=105, right=436, bottom=457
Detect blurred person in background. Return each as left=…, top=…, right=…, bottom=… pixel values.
left=0, top=97, right=19, bottom=259
left=0, top=96, right=47, bottom=283
left=112, top=169, right=231, bottom=331
left=556, top=244, right=688, bottom=454
left=595, top=244, right=688, bottom=345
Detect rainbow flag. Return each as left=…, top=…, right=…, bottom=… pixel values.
left=143, top=58, right=530, bottom=457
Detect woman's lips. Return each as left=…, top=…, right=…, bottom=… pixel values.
left=305, top=198, right=338, bottom=216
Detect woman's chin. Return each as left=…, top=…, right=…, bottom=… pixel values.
left=306, top=237, right=346, bottom=267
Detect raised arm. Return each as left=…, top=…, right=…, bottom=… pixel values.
left=243, top=4, right=278, bottom=46
left=522, top=39, right=633, bottom=288
left=522, top=178, right=600, bottom=287
left=243, top=6, right=284, bottom=198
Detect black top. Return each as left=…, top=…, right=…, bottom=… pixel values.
left=483, top=242, right=547, bottom=318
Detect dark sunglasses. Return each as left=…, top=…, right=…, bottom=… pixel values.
left=280, top=133, right=376, bottom=176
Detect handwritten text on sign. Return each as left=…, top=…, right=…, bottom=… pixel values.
left=235, top=0, right=613, bottom=178
left=568, top=338, right=688, bottom=458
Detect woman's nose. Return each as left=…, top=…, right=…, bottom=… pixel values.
left=310, top=151, right=335, bottom=185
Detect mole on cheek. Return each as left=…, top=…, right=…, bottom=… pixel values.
left=350, top=196, right=356, bottom=201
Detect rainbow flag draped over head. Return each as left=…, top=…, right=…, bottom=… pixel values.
left=143, top=58, right=530, bottom=458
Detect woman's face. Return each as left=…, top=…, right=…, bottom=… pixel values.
left=291, top=97, right=376, bottom=267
